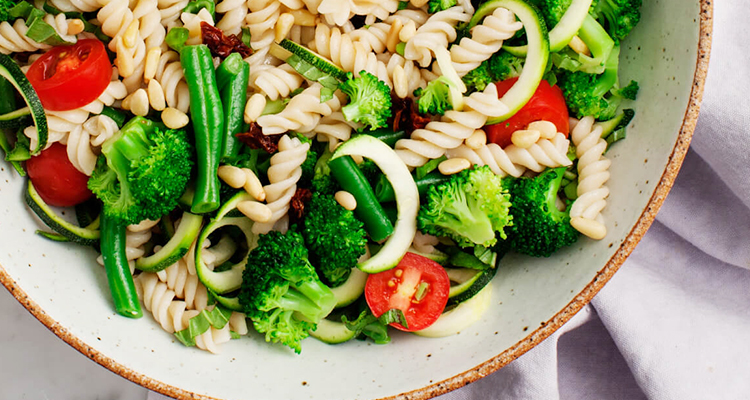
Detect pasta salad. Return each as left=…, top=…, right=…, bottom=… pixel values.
left=0, top=0, right=641, bottom=354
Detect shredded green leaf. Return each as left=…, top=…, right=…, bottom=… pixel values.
left=378, top=308, right=408, bottom=328
left=414, top=155, right=446, bottom=180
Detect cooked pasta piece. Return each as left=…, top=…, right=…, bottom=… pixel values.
left=449, top=6, right=522, bottom=76
left=569, top=116, right=611, bottom=240
left=252, top=135, right=311, bottom=234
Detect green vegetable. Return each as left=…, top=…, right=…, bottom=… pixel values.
left=238, top=230, right=337, bottom=353
left=469, top=0, right=550, bottom=125
left=166, top=27, right=189, bottom=52
left=417, top=165, right=513, bottom=248
left=329, top=155, right=394, bottom=242
left=99, top=106, right=127, bottom=129
left=462, top=50, right=524, bottom=93
left=414, top=76, right=453, bottom=116
left=0, top=52, right=47, bottom=155
left=100, top=212, right=142, bottom=318
left=550, top=14, right=615, bottom=74
left=590, top=0, right=641, bottom=44
left=365, top=128, right=406, bottom=148
left=302, top=193, right=367, bottom=287
left=507, top=167, right=580, bottom=257
left=88, top=116, right=193, bottom=225
left=0, top=0, right=18, bottom=22
left=332, top=134, right=418, bottom=273
left=0, top=74, right=24, bottom=175
left=135, top=212, right=204, bottom=272
left=338, top=71, right=392, bottom=131
left=216, top=53, right=249, bottom=161
left=181, top=45, right=224, bottom=214
left=556, top=46, right=637, bottom=119
left=374, top=170, right=449, bottom=203
left=596, top=108, right=634, bottom=148
left=182, top=0, right=214, bottom=16
left=25, top=182, right=100, bottom=246
left=277, top=39, right=348, bottom=82
left=428, top=0, right=456, bottom=13
left=9, top=2, right=75, bottom=46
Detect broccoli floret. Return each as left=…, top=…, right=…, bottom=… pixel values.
left=508, top=167, right=579, bottom=257
left=339, top=71, right=392, bottom=130
left=428, top=0, right=456, bottom=13
left=0, top=0, right=18, bottom=23
left=239, top=230, right=337, bottom=353
left=88, top=117, right=192, bottom=224
left=610, top=80, right=639, bottom=100
left=556, top=46, right=635, bottom=119
left=310, top=146, right=340, bottom=195
left=590, top=0, right=641, bottom=44
left=463, top=50, right=524, bottom=93
left=414, top=76, right=453, bottom=116
left=417, top=165, right=513, bottom=248
left=302, top=193, right=367, bottom=287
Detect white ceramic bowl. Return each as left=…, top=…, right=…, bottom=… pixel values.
left=0, top=1, right=712, bottom=399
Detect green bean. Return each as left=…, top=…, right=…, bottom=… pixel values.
left=216, top=53, right=249, bottom=161
left=181, top=45, right=224, bottom=214
left=329, top=156, right=394, bottom=241
left=374, top=171, right=450, bottom=203
left=100, top=213, right=142, bottom=319
left=365, top=129, right=405, bottom=148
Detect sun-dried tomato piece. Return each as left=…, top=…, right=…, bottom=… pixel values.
left=236, top=123, right=283, bottom=153
left=289, top=188, right=313, bottom=222
left=200, top=22, right=252, bottom=59
left=390, top=96, right=430, bottom=134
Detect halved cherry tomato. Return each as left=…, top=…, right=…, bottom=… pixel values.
left=26, top=143, right=93, bottom=207
left=486, top=78, right=570, bottom=148
left=365, top=252, right=450, bottom=332
left=26, top=39, right=112, bottom=111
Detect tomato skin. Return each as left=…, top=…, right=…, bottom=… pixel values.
left=26, top=39, right=112, bottom=112
left=486, top=78, right=570, bottom=148
left=26, top=143, right=93, bottom=207
left=365, top=252, right=450, bottom=332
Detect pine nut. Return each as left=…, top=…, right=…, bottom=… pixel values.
left=238, top=201, right=273, bottom=223
left=148, top=80, right=166, bottom=111
left=393, top=66, right=408, bottom=99
left=244, top=93, right=267, bottom=123
left=570, top=217, right=607, bottom=240
left=386, top=19, right=403, bottom=53
left=67, top=19, right=85, bottom=36
left=410, top=0, right=429, bottom=8
left=275, top=13, right=295, bottom=42
left=121, top=93, right=132, bottom=110
left=528, top=120, right=557, bottom=139
left=144, top=47, right=162, bottom=83
left=351, top=154, right=364, bottom=164
left=218, top=165, right=247, bottom=189
left=439, top=158, right=471, bottom=175
left=123, top=20, right=140, bottom=48
left=243, top=168, right=266, bottom=201
left=115, top=38, right=134, bottom=78
left=335, top=191, right=357, bottom=211
left=511, top=129, right=540, bottom=148
left=399, top=20, right=417, bottom=42
left=288, top=9, right=316, bottom=26
left=465, top=130, right=487, bottom=149
left=568, top=35, right=591, bottom=57
left=130, top=89, right=150, bottom=117
left=161, top=108, right=189, bottom=129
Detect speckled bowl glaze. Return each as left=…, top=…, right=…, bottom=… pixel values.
left=0, top=1, right=711, bottom=399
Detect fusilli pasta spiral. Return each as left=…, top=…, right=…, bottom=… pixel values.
left=0, top=15, right=76, bottom=55
left=449, top=7, right=522, bottom=76
left=252, top=135, right=311, bottom=234
left=257, top=84, right=342, bottom=135
left=568, top=116, right=610, bottom=240
left=403, top=6, right=471, bottom=68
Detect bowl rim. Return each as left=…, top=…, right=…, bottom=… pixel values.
left=0, top=2, right=713, bottom=399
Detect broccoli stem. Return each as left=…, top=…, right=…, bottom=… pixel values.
left=375, top=171, right=450, bottom=203
left=577, top=14, right=615, bottom=71
left=99, top=212, right=143, bottom=319
left=181, top=45, right=224, bottom=214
